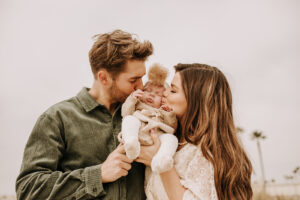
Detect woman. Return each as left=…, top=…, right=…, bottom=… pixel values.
left=136, top=63, right=253, bottom=200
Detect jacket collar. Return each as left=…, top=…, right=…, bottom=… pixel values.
left=76, top=87, right=102, bottom=112
left=77, top=87, right=122, bottom=114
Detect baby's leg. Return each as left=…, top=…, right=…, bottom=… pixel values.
left=151, top=134, right=178, bottom=173
left=122, top=115, right=141, bottom=159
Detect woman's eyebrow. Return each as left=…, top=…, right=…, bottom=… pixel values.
left=171, top=83, right=178, bottom=89
left=129, top=76, right=141, bottom=80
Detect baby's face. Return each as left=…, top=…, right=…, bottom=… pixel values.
left=140, top=84, right=165, bottom=108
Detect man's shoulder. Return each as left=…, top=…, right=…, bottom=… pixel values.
left=42, top=96, right=81, bottom=118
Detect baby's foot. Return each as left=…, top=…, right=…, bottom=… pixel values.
left=124, top=139, right=140, bottom=160
left=151, top=155, right=173, bottom=173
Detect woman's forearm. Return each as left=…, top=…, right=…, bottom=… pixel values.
left=160, top=167, right=186, bottom=200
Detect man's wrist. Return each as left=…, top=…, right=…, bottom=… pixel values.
left=84, top=164, right=106, bottom=197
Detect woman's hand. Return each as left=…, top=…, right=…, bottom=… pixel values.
left=135, top=129, right=161, bottom=166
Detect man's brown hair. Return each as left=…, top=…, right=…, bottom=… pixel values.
left=89, top=29, right=153, bottom=79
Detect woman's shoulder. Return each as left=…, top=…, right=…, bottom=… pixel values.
left=176, top=143, right=213, bottom=168
left=177, top=143, right=201, bottom=154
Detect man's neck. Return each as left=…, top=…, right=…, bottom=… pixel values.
left=88, top=81, right=118, bottom=114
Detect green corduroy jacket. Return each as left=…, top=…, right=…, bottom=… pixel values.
left=16, top=88, right=146, bottom=200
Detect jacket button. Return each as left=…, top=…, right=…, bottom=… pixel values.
left=93, top=187, right=97, bottom=193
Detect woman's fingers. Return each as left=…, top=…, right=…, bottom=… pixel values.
left=150, top=129, right=161, bottom=148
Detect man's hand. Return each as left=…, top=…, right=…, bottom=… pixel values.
left=135, top=129, right=161, bottom=166
left=131, top=89, right=144, bottom=99
left=101, top=144, right=133, bottom=183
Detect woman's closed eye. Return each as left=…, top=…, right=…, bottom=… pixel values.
left=129, top=79, right=137, bottom=83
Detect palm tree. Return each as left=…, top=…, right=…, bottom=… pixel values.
left=293, top=166, right=300, bottom=180
left=251, top=130, right=267, bottom=192
left=284, top=175, right=294, bottom=182
left=292, top=166, right=300, bottom=194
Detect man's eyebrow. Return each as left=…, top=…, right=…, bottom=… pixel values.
left=129, top=73, right=145, bottom=79
left=129, top=76, right=142, bottom=80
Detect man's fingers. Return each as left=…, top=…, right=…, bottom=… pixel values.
left=120, top=169, right=129, bottom=177
left=119, top=154, right=133, bottom=163
left=135, top=158, right=146, bottom=164
left=115, top=144, right=134, bottom=163
left=135, top=157, right=151, bottom=166
left=120, top=161, right=132, bottom=171
left=116, top=144, right=126, bottom=154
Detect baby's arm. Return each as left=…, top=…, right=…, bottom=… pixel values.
left=121, top=90, right=144, bottom=116
left=121, top=115, right=141, bottom=159
left=121, top=90, right=145, bottom=159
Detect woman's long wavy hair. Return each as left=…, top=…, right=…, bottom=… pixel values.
left=175, top=63, right=252, bottom=200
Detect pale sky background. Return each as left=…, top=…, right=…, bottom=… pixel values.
left=0, top=0, right=299, bottom=195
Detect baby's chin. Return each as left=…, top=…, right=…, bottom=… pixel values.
left=149, top=102, right=161, bottom=109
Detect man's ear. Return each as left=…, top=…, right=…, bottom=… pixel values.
left=97, top=69, right=111, bottom=85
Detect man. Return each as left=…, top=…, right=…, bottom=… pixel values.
left=16, top=30, right=153, bottom=200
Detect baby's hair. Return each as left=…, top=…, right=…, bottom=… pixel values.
left=147, top=63, right=168, bottom=86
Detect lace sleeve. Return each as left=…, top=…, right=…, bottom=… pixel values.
left=180, top=148, right=218, bottom=200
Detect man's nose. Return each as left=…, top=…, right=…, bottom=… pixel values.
left=134, top=79, right=144, bottom=90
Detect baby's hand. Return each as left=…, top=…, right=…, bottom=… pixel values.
left=131, top=89, right=144, bottom=99
left=160, top=105, right=173, bottom=112
left=160, top=97, right=172, bottom=111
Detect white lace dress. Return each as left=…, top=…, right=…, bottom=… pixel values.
left=145, top=143, right=218, bottom=200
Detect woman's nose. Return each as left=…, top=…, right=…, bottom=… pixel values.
left=163, top=90, right=168, bottom=97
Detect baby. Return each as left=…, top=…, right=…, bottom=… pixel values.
left=119, top=64, right=178, bottom=173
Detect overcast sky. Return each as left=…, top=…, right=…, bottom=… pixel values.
left=0, top=0, right=299, bottom=195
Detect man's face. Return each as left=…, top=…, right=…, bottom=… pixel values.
left=110, top=60, right=146, bottom=103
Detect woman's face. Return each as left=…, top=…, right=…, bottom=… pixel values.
left=164, top=72, right=187, bottom=120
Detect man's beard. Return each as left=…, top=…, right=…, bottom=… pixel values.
left=110, top=82, right=129, bottom=103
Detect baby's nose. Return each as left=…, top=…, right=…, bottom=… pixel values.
left=149, top=92, right=155, bottom=97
